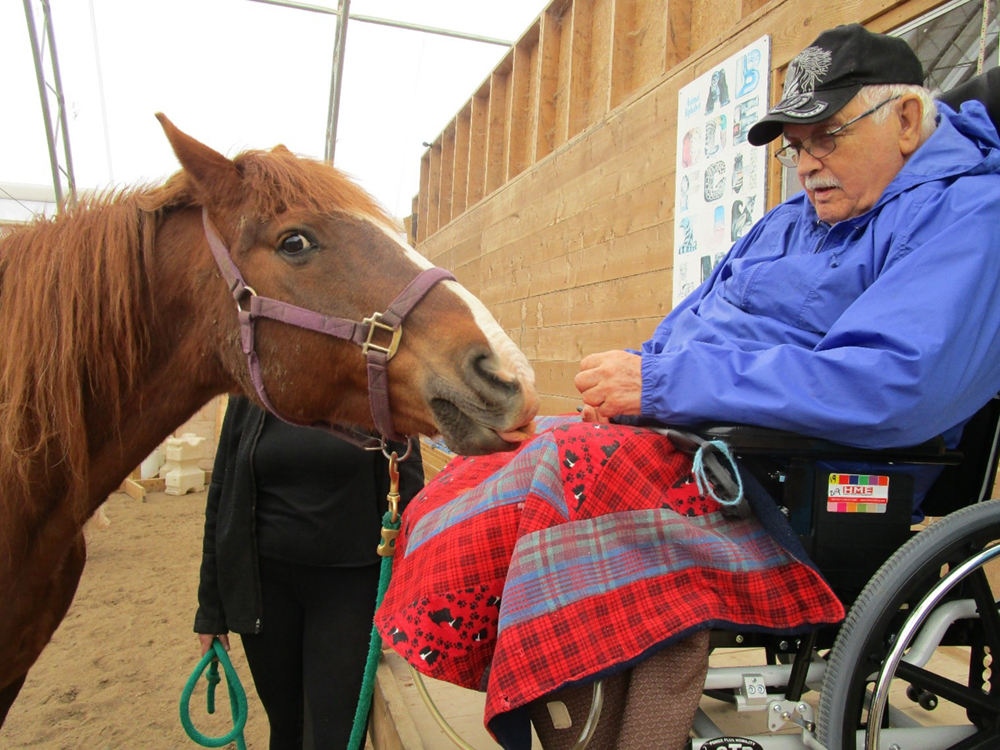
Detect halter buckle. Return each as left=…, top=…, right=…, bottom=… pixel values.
left=361, top=312, right=402, bottom=360
left=235, top=284, right=257, bottom=312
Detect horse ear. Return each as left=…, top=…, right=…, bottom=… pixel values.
left=155, top=113, right=242, bottom=203
left=272, top=144, right=293, bottom=155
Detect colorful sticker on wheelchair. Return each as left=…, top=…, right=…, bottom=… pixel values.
left=827, top=473, right=889, bottom=513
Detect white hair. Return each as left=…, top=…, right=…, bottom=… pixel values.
left=858, top=84, right=938, bottom=140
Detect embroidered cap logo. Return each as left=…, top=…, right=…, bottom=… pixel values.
left=773, top=46, right=833, bottom=118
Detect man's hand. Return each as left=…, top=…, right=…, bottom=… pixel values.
left=574, top=350, right=643, bottom=423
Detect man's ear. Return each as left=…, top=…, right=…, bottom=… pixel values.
left=897, top=95, right=925, bottom=158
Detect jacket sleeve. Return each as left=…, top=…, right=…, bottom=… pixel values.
left=640, top=183, right=1000, bottom=448
left=193, top=397, right=242, bottom=634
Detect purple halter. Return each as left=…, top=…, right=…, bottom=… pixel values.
left=202, top=208, right=454, bottom=447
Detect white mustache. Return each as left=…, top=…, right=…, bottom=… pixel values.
left=804, top=175, right=842, bottom=191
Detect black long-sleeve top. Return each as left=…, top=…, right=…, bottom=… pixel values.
left=194, top=396, right=424, bottom=635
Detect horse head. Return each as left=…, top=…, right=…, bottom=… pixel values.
left=156, top=115, right=538, bottom=455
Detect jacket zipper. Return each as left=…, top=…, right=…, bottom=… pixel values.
left=249, top=412, right=266, bottom=634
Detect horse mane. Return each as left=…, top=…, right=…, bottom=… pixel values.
left=0, top=145, right=392, bottom=523
left=0, top=189, right=159, bottom=520
left=228, top=145, right=394, bottom=226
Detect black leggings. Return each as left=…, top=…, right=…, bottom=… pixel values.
left=239, top=557, right=381, bottom=750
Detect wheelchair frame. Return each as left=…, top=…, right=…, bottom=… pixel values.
left=686, top=395, right=1000, bottom=750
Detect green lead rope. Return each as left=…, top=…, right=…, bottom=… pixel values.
left=180, top=639, right=249, bottom=749
left=348, top=508, right=401, bottom=750
left=182, top=451, right=404, bottom=750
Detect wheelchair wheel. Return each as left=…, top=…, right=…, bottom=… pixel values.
left=816, top=498, right=1000, bottom=750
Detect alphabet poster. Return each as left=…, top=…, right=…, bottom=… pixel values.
left=672, top=36, right=771, bottom=307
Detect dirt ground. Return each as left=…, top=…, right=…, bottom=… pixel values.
left=0, top=490, right=272, bottom=750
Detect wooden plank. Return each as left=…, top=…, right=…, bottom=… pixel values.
left=478, top=201, right=673, bottom=307
left=467, top=87, right=489, bottom=208
left=479, top=189, right=674, bottom=301
left=568, top=0, right=593, bottom=139
left=691, top=0, right=742, bottom=53
left=869, top=0, right=952, bottom=33
left=452, top=105, right=471, bottom=217
left=536, top=10, right=561, bottom=162
left=408, top=195, right=418, bottom=247
left=630, top=0, right=668, bottom=90
left=666, top=0, right=693, bottom=71
left=533, top=360, right=583, bottom=396
left=439, top=123, right=455, bottom=228
left=119, top=476, right=167, bottom=501
left=475, top=147, right=677, bottom=298
left=416, top=153, right=430, bottom=245
left=370, top=656, right=427, bottom=750
left=418, top=438, right=456, bottom=482
left=688, top=0, right=910, bottom=77
left=503, top=268, right=674, bottom=330
left=509, top=33, right=536, bottom=180
left=539, top=393, right=581, bottom=416
left=438, top=86, right=676, bottom=268
left=451, top=78, right=682, bottom=256
left=485, top=65, right=510, bottom=195
left=418, top=67, right=676, bottom=266
left=587, top=0, right=614, bottom=126
left=554, top=0, right=575, bottom=148
left=524, top=29, right=542, bottom=166
left=426, top=142, right=441, bottom=237
left=741, top=0, right=770, bottom=17
left=610, top=0, right=635, bottom=109
left=519, top=316, right=661, bottom=362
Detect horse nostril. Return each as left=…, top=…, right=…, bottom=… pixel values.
left=470, top=351, right=520, bottom=396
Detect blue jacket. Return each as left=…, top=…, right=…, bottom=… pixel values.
left=641, top=101, right=1000, bottom=449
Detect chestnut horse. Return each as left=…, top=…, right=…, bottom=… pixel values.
left=0, top=115, right=538, bottom=726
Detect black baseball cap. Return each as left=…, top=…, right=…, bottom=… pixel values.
left=747, top=24, right=924, bottom=146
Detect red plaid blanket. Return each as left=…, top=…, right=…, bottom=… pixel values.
left=375, top=417, right=843, bottom=738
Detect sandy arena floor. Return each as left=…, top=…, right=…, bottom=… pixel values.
left=0, top=490, right=271, bottom=749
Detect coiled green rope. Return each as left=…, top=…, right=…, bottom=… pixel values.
left=181, top=504, right=401, bottom=750
left=180, top=638, right=248, bottom=749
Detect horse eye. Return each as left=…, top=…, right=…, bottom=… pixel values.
left=278, top=233, right=315, bottom=256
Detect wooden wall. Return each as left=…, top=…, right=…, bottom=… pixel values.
left=413, top=0, right=950, bottom=416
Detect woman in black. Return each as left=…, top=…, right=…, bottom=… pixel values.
left=194, top=396, right=424, bottom=750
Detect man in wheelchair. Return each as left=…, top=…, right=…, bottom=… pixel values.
left=377, top=24, right=1000, bottom=750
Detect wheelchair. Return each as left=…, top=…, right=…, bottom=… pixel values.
left=408, top=74, right=1000, bottom=750
left=682, top=72, right=1000, bottom=750
left=678, top=391, right=1000, bottom=750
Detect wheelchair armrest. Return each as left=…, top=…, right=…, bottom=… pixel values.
left=686, top=423, right=964, bottom=466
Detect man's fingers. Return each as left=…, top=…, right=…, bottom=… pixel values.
left=574, top=368, right=598, bottom=394
left=581, top=405, right=610, bottom=424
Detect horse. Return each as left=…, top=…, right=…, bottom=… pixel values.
left=0, top=114, right=538, bottom=727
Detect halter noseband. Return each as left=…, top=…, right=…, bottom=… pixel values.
left=202, top=208, right=454, bottom=447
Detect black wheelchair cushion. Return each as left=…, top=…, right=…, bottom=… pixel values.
left=937, top=67, right=1000, bottom=132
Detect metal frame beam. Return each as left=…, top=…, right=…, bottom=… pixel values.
left=23, top=0, right=77, bottom=211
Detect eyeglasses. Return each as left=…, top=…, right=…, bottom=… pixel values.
left=774, top=96, right=902, bottom=167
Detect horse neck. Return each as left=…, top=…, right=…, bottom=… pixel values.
left=83, top=207, right=235, bottom=512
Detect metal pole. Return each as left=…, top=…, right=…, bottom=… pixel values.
left=23, top=0, right=64, bottom=208
left=42, top=0, right=77, bottom=209
left=246, top=0, right=512, bottom=47
left=324, top=0, right=350, bottom=163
